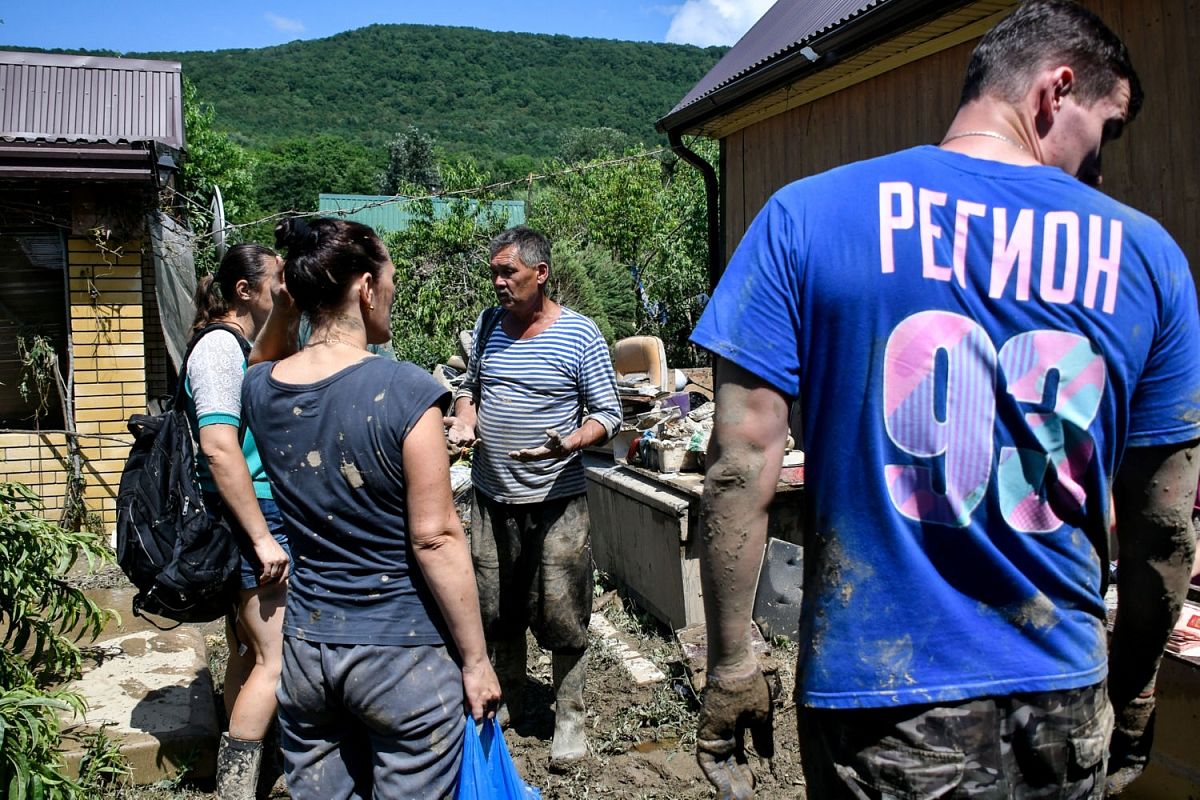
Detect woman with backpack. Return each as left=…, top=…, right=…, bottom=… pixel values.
left=241, top=218, right=500, bottom=798
left=186, top=244, right=290, bottom=799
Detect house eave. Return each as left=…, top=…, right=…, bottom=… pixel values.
left=0, top=140, right=161, bottom=183
left=657, top=0, right=984, bottom=137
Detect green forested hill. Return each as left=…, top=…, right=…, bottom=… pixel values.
left=138, top=24, right=725, bottom=161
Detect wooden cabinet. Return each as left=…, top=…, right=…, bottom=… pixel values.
left=583, top=454, right=804, bottom=631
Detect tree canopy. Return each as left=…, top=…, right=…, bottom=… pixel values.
left=141, top=24, right=724, bottom=168
left=158, top=26, right=721, bottom=367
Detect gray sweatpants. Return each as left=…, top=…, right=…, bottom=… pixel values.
left=278, top=637, right=465, bottom=800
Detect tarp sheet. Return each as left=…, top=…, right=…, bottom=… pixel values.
left=148, top=212, right=196, bottom=370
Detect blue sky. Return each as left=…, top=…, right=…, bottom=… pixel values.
left=2, top=0, right=774, bottom=52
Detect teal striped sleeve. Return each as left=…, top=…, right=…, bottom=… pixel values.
left=197, top=412, right=239, bottom=428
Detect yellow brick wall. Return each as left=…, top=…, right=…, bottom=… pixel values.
left=0, top=433, right=74, bottom=510
left=0, top=237, right=147, bottom=529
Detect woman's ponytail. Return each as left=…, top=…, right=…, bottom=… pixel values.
left=190, top=244, right=277, bottom=333
left=190, top=274, right=229, bottom=331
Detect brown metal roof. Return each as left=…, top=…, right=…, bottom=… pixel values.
left=0, top=50, right=183, bottom=150
left=658, top=0, right=977, bottom=135
left=668, top=0, right=884, bottom=116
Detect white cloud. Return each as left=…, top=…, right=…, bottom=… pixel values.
left=665, top=0, right=774, bottom=47
left=264, top=12, right=305, bottom=34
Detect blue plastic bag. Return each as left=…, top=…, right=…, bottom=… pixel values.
left=454, top=716, right=542, bottom=800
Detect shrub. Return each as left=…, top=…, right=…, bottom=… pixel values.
left=0, top=482, right=117, bottom=799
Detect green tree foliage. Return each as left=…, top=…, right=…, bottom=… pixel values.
left=380, top=140, right=712, bottom=369
left=0, top=482, right=117, bottom=799
left=386, top=199, right=511, bottom=369
left=141, top=26, right=725, bottom=164
left=547, top=244, right=637, bottom=344
left=254, top=135, right=383, bottom=213
left=493, top=154, right=539, bottom=185
left=180, top=77, right=257, bottom=223
left=181, top=77, right=259, bottom=272
left=558, top=126, right=631, bottom=164
left=531, top=141, right=714, bottom=364
left=441, top=156, right=493, bottom=193
left=379, top=126, right=441, bottom=195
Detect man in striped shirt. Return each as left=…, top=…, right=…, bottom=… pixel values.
left=445, top=226, right=621, bottom=770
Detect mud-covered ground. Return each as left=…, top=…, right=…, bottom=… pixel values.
left=75, top=570, right=808, bottom=800
left=477, top=588, right=807, bottom=800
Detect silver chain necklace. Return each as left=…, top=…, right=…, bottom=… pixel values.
left=941, top=130, right=1027, bottom=151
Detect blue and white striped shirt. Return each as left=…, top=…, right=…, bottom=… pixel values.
left=458, top=306, right=621, bottom=503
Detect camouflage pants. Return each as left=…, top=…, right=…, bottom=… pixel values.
left=470, top=490, right=592, bottom=653
left=798, top=683, right=1113, bottom=799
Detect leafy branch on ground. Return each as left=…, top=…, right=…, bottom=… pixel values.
left=0, top=482, right=120, bottom=799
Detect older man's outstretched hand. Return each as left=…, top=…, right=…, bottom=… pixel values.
left=443, top=416, right=479, bottom=449
left=509, top=428, right=574, bottom=462
left=696, top=663, right=775, bottom=800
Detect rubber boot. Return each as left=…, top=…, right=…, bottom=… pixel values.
left=255, top=720, right=284, bottom=798
left=216, top=733, right=263, bottom=800
left=549, top=651, right=588, bottom=772
left=493, top=635, right=527, bottom=729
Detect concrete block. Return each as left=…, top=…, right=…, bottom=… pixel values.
left=58, top=587, right=218, bottom=784
left=590, top=612, right=666, bottom=685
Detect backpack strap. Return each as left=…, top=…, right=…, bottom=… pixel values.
left=173, top=322, right=253, bottom=409
left=473, top=307, right=505, bottom=365
left=470, top=307, right=505, bottom=408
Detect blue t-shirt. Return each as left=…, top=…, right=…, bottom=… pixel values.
left=692, top=146, right=1200, bottom=709
left=242, top=356, right=451, bottom=646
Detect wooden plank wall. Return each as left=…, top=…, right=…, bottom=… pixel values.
left=723, top=40, right=974, bottom=264
left=721, top=0, right=1200, bottom=286
left=1091, top=0, right=1200, bottom=274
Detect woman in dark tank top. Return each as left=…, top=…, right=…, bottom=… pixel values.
left=242, top=217, right=500, bottom=799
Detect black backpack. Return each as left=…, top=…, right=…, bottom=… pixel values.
left=115, top=324, right=250, bottom=623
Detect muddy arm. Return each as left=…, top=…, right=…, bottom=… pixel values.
left=695, top=358, right=788, bottom=798
left=1110, top=440, right=1199, bottom=706
left=700, top=358, right=790, bottom=674
left=445, top=395, right=479, bottom=448
left=1107, top=440, right=1199, bottom=791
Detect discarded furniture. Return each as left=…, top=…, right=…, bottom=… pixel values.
left=614, top=336, right=670, bottom=393
left=583, top=453, right=804, bottom=630
left=1125, top=593, right=1200, bottom=798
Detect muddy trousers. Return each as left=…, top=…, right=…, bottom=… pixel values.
left=277, top=638, right=465, bottom=800
left=798, top=682, right=1113, bottom=799
left=471, top=490, right=592, bottom=653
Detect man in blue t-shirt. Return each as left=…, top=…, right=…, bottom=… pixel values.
left=690, top=3, right=1200, bottom=798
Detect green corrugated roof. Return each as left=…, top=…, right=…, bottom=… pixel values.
left=317, top=194, right=525, bottom=233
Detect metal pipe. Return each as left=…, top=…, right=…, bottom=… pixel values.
left=668, top=129, right=721, bottom=291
